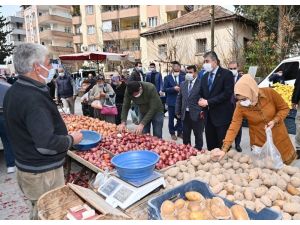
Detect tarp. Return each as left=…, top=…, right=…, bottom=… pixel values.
left=59, top=51, right=134, bottom=62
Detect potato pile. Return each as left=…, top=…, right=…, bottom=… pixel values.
left=160, top=192, right=249, bottom=220
left=164, top=150, right=300, bottom=220
left=272, top=83, right=294, bottom=109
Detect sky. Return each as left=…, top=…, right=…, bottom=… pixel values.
left=0, top=5, right=236, bottom=17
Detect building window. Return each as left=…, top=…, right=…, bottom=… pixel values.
left=64, top=27, right=71, bottom=33
left=148, top=17, right=158, bottom=27
left=86, top=5, right=94, bottom=15
left=196, top=38, right=207, bottom=54
left=87, top=25, right=95, bottom=35
left=158, top=44, right=167, bottom=58
left=88, top=44, right=97, bottom=52
left=75, top=25, right=81, bottom=34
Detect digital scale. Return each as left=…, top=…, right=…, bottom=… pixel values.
left=97, top=171, right=166, bottom=210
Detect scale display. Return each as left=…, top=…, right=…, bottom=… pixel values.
left=113, top=186, right=133, bottom=203
left=99, top=179, right=120, bottom=196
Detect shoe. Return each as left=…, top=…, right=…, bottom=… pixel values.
left=235, top=145, right=242, bottom=152
left=297, top=150, right=300, bottom=159
left=171, top=134, right=177, bottom=140
left=177, top=134, right=183, bottom=139
left=7, top=166, right=16, bottom=174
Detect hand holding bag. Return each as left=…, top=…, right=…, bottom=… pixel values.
left=100, top=97, right=118, bottom=116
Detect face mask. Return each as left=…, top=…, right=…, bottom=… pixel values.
left=185, top=73, right=194, bottom=81
left=38, top=64, right=55, bottom=84
left=98, top=83, right=104, bottom=87
left=173, top=72, right=179, bottom=76
left=240, top=99, right=252, bottom=107
left=58, top=72, right=64, bottom=77
left=231, top=70, right=238, bottom=76
left=112, top=82, right=118, bottom=86
left=134, top=88, right=143, bottom=98
left=203, top=63, right=213, bottom=72
left=137, top=66, right=143, bottom=71
left=149, top=68, right=156, bottom=73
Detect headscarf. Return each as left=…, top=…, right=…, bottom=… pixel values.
left=234, top=74, right=259, bottom=106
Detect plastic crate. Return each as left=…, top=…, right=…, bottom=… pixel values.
left=148, top=180, right=282, bottom=220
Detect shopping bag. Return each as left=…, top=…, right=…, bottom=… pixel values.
left=251, top=127, right=284, bottom=170
left=91, top=100, right=103, bottom=109
left=130, top=108, right=139, bottom=124
left=100, top=98, right=118, bottom=116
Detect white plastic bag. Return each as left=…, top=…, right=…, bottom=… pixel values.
left=91, top=100, right=103, bottom=109
left=251, top=127, right=284, bottom=170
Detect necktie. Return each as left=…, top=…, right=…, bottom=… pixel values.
left=174, top=76, right=178, bottom=85
left=188, top=81, right=193, bottom=95
left=208, top=73, right=214, bottom=92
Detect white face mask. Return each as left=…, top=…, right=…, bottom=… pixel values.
left=137, top=66, right=143, bottom=71
left=203, top=63, right=213, bottom=72
left=38, top=64, right=55, bottom=84
left=240, top=99, right=252, bottom=107
left=185, top=73, right=194, bottom=81
left=173, top=72, right=179, bottom=76
left=58, top=72, right=64, bottom=77
left=134, top=88, right=143, bottom=98
left=231, top=70, right=238, bottom=76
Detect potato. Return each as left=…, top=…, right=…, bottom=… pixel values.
left=287, top=183, right=300, bottom=196
left=219, top=159, right=227, bottom=165
left=290, top=196, right=300, bottom=203
left=231, top=204, right=250, bottom=220
left=291, top=177, right=300, bottom=188
left=282, top=212, right=292, bottom=220
left=227, top=168, right=236, bottom=174
left=227, top=195, right=235, bottom=201
left=187, top=167, right=195, bottom=175
left=240, top=163, right=250, bottom=170
left=249, top=169, right=259, bottom=180
left=277, top=178, right=287, bottom=191
left=263, top=177, right=277, bottom=187
left=283, top=165, right=299, bottom=176
left=161, top=214, right=177, bottom=220
left=249, top=179, right=261, bottom=189
left=179, top=165, right=188, bottom=172
left=211, top=168, right=220, bottom=175
left=266, top=190, right=279, bottom=202
left=198, top=154, right=208, bottom=164
left=274, top=200, right=285, bottom=209
left=293, top=173, right=300, bottom=179
left=239, top=155, right=250, bottom=164
left=177, top=209, right=191, bottom=220
left=211, top=204, right=232, bottom=220
left=260, top=195, right=272, bottom=207
left=176, top=161, right=186, bottom=167
left=233, top=152, right=242, bottom=161
left=224, top=183, right=235, bottom=194
left=216, top=174, right=226, bottom=182
left=254, top=186, right=268, bottom=198
left=195, top=170, right=205, bottom=177
left=189, top=211, right=207, bottom=220
left=236, top=168, right=244, bottom=174
left=271, top=206, right=281, bottom=213
left=209, top=176, right=219, bottom=187
left=174, top=199, right=186, bottom=210
left=166, top=167, right=180, bottom=177
left=232, top=176, right=242, bottom=186
left=244, top=188, right=254, bottom=201
left=202, top=163, right=211, bottom=172
left=185, top=191, right=205, bottom=202
left=293, top=213, right=300, bottom=220
left=223, top=162, right=232, bottom=169
left=234, top=192, right=244, bottom=201
left=281, top=173, right=291, bottom=183
left=270, top=186, right=285, bottom=200
left=219, top=190, right=227, bottom=198
left=188, top=201, right=202, bottom=212
left=211, top=197, right=226, bottom=206
left=212, top=183, right=224, bottom=194
left=190, top=157, right=200, bottom=167
left=232, top=161, right=240, bottom=170
left=283, top=202, right=300, bottom=214
left=161, top=200, right=175, bottom=215
left=255, top=199, right=265, bottom=212
left=176, top=172, right=183, bottom=181
left=223, top=172, right=231, bottom=181
left=244, top=200, right=255, bottom=211
left=227, top=150, right=237, bottom=158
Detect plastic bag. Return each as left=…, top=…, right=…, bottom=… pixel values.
left=251, top=127, right=284, bottom=170
left=91, top=100, right=103, bottom=109
left=130, top=108, right=139, bottom=124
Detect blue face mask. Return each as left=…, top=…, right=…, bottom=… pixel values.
left=39, top=64, right=55, bottom=84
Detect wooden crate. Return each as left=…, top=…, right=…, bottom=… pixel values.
left=37, top=183, right=130, bottom=220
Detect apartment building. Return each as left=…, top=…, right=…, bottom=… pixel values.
left=24, top=5, right=74, bottom=59
left=71, top=5, right=191, bottom=63
left=5, top=11, right=26, bottom=47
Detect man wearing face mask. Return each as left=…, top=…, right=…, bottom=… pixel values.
left=119, top=81, right=164, bottom=138
left=128, top=62, right=145, bottom=82
left=146, top=63, right=163, bottom=95
left=55, top=67, right=77, bottom=114
left=3, top=43, right=83, bottom=219
left=228, top=61, right=243, bottom=152
left=175, top=65, right=204, bottom=150
left=111, top=74, right=127, bottom=125
left=163, top=61, right=186, bottom=140
left=198, top=51, right=234, bottom=150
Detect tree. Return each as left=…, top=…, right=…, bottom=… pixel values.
left=0, top=6, right=14, bottom=64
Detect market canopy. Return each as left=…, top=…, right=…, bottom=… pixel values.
left=59, top=51, right=135, bottom=62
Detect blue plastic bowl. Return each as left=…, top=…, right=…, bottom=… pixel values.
left=111, top=150, right=159, bottom=182
left=73, top=130, right=102, bottom=151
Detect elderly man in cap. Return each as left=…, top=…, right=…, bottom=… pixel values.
left=3, top=43, right=83, bottom=219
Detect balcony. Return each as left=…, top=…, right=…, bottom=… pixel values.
left=11, top=28, right=26, bottom=35
left=39, top=29, right=73, bottom=41
left=101, top=11, right=119, bottom=21
left=119, top=7, right=139, bottom=18
left=103, top=31, right=120, bottom=41
left=47, top=45, right=74, bottom=54
left=122, top=49, right=141, bottom=59
left=38, top=14, right=72, bottom=25
left=101, top=6, right=139, bottom=20
left=72, top=16, right=81, bottom=25
left=73, top=34, right=82, bottom=44
left=166, top=5, right=185, bottom=12
left=120, top=29, right=140, bottom=39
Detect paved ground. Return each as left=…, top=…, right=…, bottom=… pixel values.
left=0, top=99, right=299, bottom=219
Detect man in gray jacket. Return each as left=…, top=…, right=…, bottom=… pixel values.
left=176, top=65, right=204, bottom=150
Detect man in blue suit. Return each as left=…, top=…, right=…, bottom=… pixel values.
left=146, top=63, right=163, bottom=94
left=163, top=61, right=185, bottom=140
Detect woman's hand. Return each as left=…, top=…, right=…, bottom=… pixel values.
left=265, top=120, right=275, bottom=129
left=211, top=148, right=226, bottom=161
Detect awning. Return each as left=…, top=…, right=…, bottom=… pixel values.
left=59, top=51, right=134, bottom=62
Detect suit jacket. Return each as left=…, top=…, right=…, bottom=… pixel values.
left=145, top=71, right=163, bottom=93
left=163, top=72, right=185, bottom=106
left=129, top=68, right=145, bottom=81
left=175, top=78, right=202, bottom=121
left=200, top=67, right=234, bottom=126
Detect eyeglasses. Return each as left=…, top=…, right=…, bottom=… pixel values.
left=229, top=68, right=237, bottom=70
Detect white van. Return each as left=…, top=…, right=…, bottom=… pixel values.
left=258, top=56, right=300, bottom=87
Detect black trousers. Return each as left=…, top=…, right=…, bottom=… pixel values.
left=115, top=104, right=123, bottom=125
left=205, top=115, right=230, bottom=150
left=81, top=103, right=90, bottom=116
left=183, top=111, right=204, bottom=150
left=235, top=127, right=242, bottom=146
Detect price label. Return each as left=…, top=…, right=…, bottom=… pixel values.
left=113, top=186, right=133, bottom=203
left=100, top=179, right=120, bottom=196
